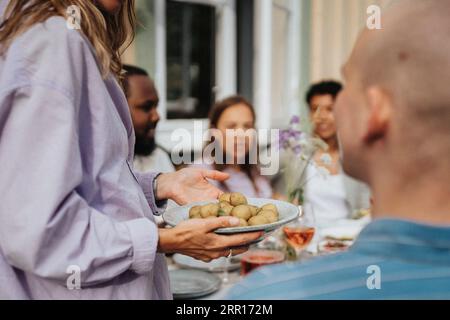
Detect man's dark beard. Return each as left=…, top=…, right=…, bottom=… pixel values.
left=135, top=134, right=157, bottom=157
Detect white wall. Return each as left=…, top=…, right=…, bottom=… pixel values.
left=309, top=0, right=391, bottom=82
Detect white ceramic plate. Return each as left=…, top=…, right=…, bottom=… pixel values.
left=320, top=224, right=364, bottom=241
left=173, top=254, right=241, bottom=272
left=163, top=198, right=300, bottom=235
left=169, top=270, right=221, bottom=300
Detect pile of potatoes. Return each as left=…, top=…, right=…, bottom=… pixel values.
left=189, top=192, right=279, bottom=227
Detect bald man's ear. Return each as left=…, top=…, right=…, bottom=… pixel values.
left=363, top=87, right=392, bottom=145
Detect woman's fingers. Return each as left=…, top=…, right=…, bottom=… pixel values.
left=229, top=247, right=249, bottom=256
left=202, top=169, right=230, bottom=182
left=174, top=216, right=261, bottom=262
left=183, top=246, right=249, bottom=262
left=216, top=232, right=263, bottom=249
left=198, top=217, right=263, bottom=249
left=201, top=216, right=241, bottom=232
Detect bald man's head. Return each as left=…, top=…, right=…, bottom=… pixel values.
left=335, top=0, right=450, bottom=183
left=354, top=0, right=450, bottom=124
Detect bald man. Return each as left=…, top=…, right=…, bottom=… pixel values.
left=228, top=0, right=450, bottom=300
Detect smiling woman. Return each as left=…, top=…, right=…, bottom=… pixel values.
left=301, top=80, right=371, bottom=227
left=190, top=96, right=274, bottom=199
left=306, top=80, right=342, bottom=170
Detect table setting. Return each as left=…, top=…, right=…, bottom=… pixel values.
left=163, top=195, right=371, bottom=300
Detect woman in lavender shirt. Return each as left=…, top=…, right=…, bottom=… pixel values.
left=0, top=0, right=261, bottom=299
left=192, top=96, right=273, bottom=199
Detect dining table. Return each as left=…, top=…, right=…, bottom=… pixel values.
left=166, top=215, right=371, bottom=300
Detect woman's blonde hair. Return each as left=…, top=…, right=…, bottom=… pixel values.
left=0, top=0, right=135, bottom=80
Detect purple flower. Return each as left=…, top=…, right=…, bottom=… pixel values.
left=293, top=145, right=302, bottom=155
left=290, top=116, right=300, bottom=125
left=278, top=130, right=290, bottom=150
left=281, top=130, right=291, bottom=140
left=291, top=130, right=302, bottom=140
left=279, top=130, right=289, bottom=143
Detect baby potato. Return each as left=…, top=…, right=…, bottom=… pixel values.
left=219, top=201, right=234, bottom=210
left=200, top=203, right=220, bottom=218
left=218, top=210, right=230, bottom=217
left=219, top=193, right=232, bottom=203
left=230, top=192, right=248, bottom=206
left=238, top=218, right=249, bottom=227
left=231, top=205, right=252, bottom=221
left=200, top=205, right=211, bottom=218
left=261, top=204, right=278, bottom=214
left=189, top=206, right=202, bottom=219
left=218, top=201, right=234, bottom=216
left=257, top=210, right=278, bottom=224
left=248, top=215, right=270, bottom=226
left=249, top=206, right=259, bottom=217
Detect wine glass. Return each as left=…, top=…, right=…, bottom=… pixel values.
left=283, top=202, right=316, bottom=259
left=221, top=250, right=232, bottom=284
left=300, top=202, right=316, bottom=231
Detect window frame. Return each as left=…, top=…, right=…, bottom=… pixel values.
left=154, top=0, right=237, bottom=152
left=152, top=0, right=304, bottom=152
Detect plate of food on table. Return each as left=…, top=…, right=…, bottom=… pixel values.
left=163, top=192, right=300, bottom=235
left=316, top=220, right=369, bottom=254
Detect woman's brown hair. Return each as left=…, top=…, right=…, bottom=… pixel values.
left=0, top=0, right=136, bottom=80
left=207, top=96, right=261, bottom=194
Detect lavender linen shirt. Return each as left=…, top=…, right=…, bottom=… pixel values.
left=0, top=16, right=171, bottom=299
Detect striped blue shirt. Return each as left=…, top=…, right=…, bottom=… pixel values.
left=227, top=219, right=450, bottom=300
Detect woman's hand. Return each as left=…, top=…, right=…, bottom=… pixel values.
left=155, top=168, right=229, bottom=205
left=158, top=217, right=263, bottom=262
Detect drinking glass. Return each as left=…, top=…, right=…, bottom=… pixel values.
left=283, top=203, right=317, bottom=255
left=240, top=249, right=285, bottom=276
left=221, top=251, right=233, bottom=284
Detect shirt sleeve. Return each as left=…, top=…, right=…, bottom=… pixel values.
left=0, top=85, right=159, bottom=287
left=134, top=172, right=168, bottom=216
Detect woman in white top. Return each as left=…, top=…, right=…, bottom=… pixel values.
left=303, top=81, right=371, bottom=227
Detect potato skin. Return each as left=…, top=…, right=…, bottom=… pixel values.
left=189, top=206, right=202, bottom=219
left=249, top=206, right=259, bottom=217
left=219, top=193, right=232, bottom=203
left=238, top=218, right=249, bottom=227
left=219, top=201, right=234, bottom=216
left=200, top=204, right=220, bottom=218
left=230, top=193, right=248, bottom=206
left=231, top=205, right=252, bottom=221
left=258, top=210, right=278, bottom=223
left=261, top=204, right=278, bottom=214
left=188, top=194, right=278, bottom=229
left=248, top=215, right=270, bottom=226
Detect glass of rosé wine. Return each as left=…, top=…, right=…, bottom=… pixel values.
left=283, top=203, right=316, bottom=253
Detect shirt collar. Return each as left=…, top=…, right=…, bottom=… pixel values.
left=351, top=218, right=450, bottom=265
